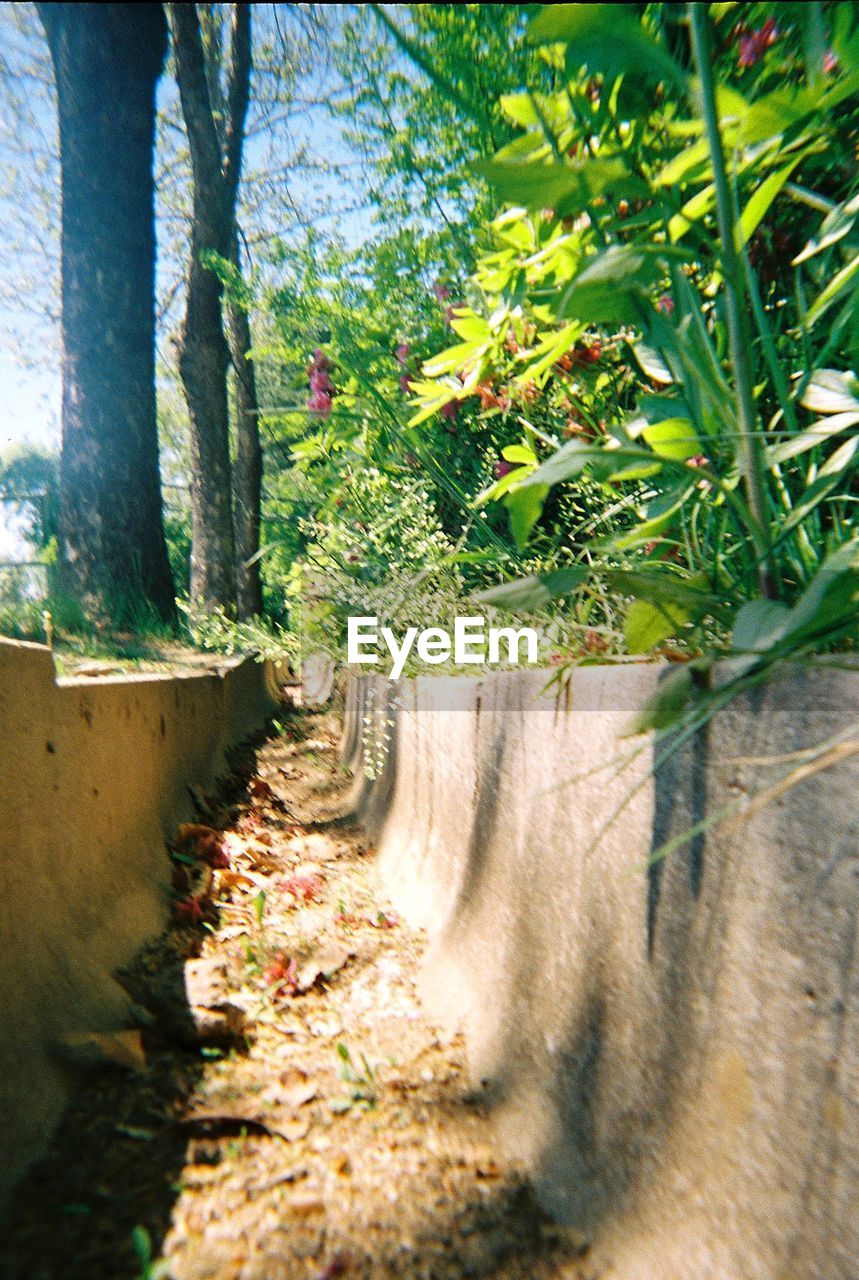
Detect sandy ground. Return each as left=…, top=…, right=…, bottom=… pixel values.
left=0, top=707, right=592, bottom=1280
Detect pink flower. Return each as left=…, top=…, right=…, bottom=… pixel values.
left=738, top=17, right=778, bottom=68
left=399, top=371, right=412, bottom=394
left=308, top=390, right=332, bottom=417
left=395, top=342, right=411, bottom=365
left=310, top=366, right=334, bottom=394
left=282, top=872, right=324, bottom=902
left=656, top=294, right=674, bottom=316
left=824, top=50, right=839, bottom=75
left=433, top=280, right=450, bottom=302
left=494, top=458, right=514, bottom=479
left=308, top=347, right=335, bottom=415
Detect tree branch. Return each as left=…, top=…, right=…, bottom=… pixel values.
left=223, top=3, right=252, bottom=212
left=167, top=4, right=223, bottom=197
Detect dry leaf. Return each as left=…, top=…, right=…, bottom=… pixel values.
left=262, top=1070, right=319, bottom=1110
left=215, top=869, right=257, bottom=891
left=249, top=776, right=274, bottom=801
left=296, top=943, right=354, bottom=993
left=189, top=1003, right=246, bottom=1044
left=218, top=923, right=251, bottom=940
left=288, top=1193, right=326, bottom=1217
left=248, top=1165, right=309, bottom=1196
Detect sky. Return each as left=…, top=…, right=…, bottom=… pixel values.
left=0, top=352, right=59, bottom=452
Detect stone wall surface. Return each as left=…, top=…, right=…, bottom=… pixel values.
left=0, top=638, right=278, bottom=1205
left=343, top=666, right=859, bottom=1280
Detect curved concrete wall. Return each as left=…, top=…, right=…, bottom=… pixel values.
left=0, top=638, right=279, bottom=1205
left=344, top=667, right=859, bottom=1280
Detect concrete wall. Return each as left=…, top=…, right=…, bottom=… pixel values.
left=0, top=638, right=279, bottom=1205
left=344, top=667, right=859, bottom=1280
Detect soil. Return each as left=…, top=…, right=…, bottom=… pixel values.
left=0, top=707, right=593, bottom=1280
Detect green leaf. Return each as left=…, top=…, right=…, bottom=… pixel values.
left=669, top=181, right=715, bottom=242
left=739, top=86, right=819, bottom=146
left=476, top=465, right=533, bottom=505
left=502, top=444, right=538, bottom=464
left=528, top=4, right=685, bottom=87
left=799, top=369, right=859, bottom=414
left=449, top=314, right=491, bottom=342
left=727, top=599, right=791, bottom=678
left=498, top=92, right=542, bottom=128
left=778, top=438, right=859, bottom=534
left=521, top=437, right=593, bottom=488
left=505, top=482, right=548, bottom=548
left=558, top=244, right=654, bottom=324
left=518, top=322, right=582, bottom=381
left=626, top=664, right=703, bottom=734
left=474, top=566, right=588, bottom=611
left=640, top=417, right=700, bottom=461
left=475, top=157, right=635, bottom=218
left=805, top=254, right=859, bottom=328
left=736, top=156, right=804, bottom=250
left=632, top=343, right=674, bottom=384
left=653, top=138, right=710, bottom=189
left=624, top=597, right=689, bottom=652
left=610, top=480, right=696, bottom=549
left=766, top=411, right=859, bottom=466
left=783, top=538, right=859, bottom=643
left=792, top=193, right=859, bottom=265
left=421, top=342, right=483, bottom=377
left=725, top=543, right=859, bottom=681
left=609, top=569, right=720, bottom=615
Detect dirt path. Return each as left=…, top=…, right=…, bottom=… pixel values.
left=0, top=708, right=590, bottom=1280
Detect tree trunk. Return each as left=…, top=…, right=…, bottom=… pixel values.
left=169, top=2, right=237, bottom=612
left=230, top=231, right=264, bottom=618
left=180, top=215, right=236, bottom=611
left=37, top=3, right=175, bottom=623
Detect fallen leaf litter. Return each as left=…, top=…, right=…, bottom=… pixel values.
left=0, top=706, right=593, bottom=1280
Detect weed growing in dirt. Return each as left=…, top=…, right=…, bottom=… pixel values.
left=330, top=1042, right=380, bottom=1113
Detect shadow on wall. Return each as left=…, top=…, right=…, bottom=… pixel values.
left=0, top=932, right=206, bottom=1279
left=0, top=638, right=278, bottom=1212
left=352, top=665, right=859, bottom=1280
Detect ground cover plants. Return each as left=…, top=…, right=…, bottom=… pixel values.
left=400, top=2, right=859, bottom=724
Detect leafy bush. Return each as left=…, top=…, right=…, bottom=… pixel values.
left=406, top=1, right=859, bottom=719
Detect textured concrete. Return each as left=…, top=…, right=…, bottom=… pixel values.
left=0, top=639, right=279, bottom=1205
left=344, top=667, right=859, bottom=1280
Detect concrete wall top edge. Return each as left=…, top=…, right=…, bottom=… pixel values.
left=0, top=635, right=266, bottom=692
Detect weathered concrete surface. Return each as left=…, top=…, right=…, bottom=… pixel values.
left=344, top=667, right=859, bottom=1280
left=0, top=639, right=279, bottom=1206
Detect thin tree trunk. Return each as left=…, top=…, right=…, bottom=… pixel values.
left=169, top=2, right=237, bottom=611
left=169, top=3, right=254, bottom=615
left=38, top=3, right=175, bottom=623
left=230, top=230, right=264, bottom=618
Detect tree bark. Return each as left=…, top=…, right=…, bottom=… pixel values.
left=37, top=3, right=175, bottom=623
left=230, top=231, right=264, bottom=618
left=169, top=3, right=253, bottom=614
